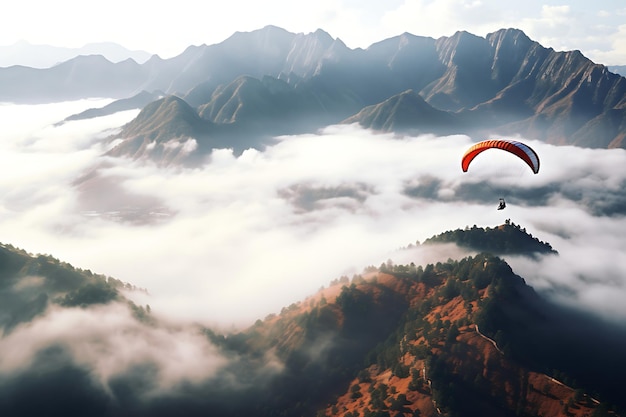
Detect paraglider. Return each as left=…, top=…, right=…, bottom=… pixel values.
left=461, top=139, right=540, bottom=174
left=461, top=139, right=540, bottom=210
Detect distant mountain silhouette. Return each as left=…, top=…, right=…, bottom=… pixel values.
left=0, top=40, right=152, bottom=68
left=609, top=65, right=626, bottom=77
left=4, top=25, right=626, bottom=163
left=196, top=75, right=340, bottom=131
left=0, top=54, right=148, bottom=103
left=1, top=225, right=625, bottom=416
left=58, top=90, right=164, bottom=124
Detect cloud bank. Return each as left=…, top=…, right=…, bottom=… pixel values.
left=0, top=303, right=228, bottom=393
left=1, top=100, right=626, bottom=331
left=1, top=99, right=626, bottom=413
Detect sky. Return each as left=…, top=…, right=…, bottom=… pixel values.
left=2, top=0, right=626, bottom=65
left=2, top=100, right=626, bottom=329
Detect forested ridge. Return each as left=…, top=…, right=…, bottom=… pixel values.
left=0, top=243, right=150, bottom=331
left=422, top=221, right=557, bottom=255
left=0, top=225, right=623, bottom=417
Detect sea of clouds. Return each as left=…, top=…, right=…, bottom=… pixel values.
left=2, top=99, right=626, bottom=409
left=1, top=99, right=626, bottom=329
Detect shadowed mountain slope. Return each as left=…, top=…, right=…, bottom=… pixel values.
left=0, top=243, right=143, bottom=332
left=105, top=95, right=218, bottom=165
left=59, top=90, right=164, bottom=124
left=4, top=26, right=626, bottom=165
left=342, top=89, right=463, bottom=135
left=110, top=27, right=626, bottom=165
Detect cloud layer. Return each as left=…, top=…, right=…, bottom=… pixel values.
left=2, top=99, right=626, bottom=412
left=0, top=303, right=228, bottom=393
left=2, top=100, right=626, bottom=331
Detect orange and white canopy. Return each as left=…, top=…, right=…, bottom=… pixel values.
left=461, top=139, right=540, bottom=174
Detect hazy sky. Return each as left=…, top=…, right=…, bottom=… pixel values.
left=2, top=0, right=626, bottom=65
left=2, top=100, right=626, bottom=328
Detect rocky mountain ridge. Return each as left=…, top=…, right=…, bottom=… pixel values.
left=111, top=27, right=626, bottom=165
left=4, top=26, right=626, bottom=165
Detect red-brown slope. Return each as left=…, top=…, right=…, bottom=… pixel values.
left=315, top=267, right=609, bottom=417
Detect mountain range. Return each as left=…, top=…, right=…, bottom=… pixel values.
left=3, top=26, right=626, bottom=166
left=1, top=223, right=623, bottom=417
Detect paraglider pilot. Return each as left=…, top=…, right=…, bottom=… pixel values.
left=497, top=198, right=506, bottom=210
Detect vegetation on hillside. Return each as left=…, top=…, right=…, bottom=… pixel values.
left=0, top=242, right=148, bottom=331
left=312, top=254, right=622, bottom=417
left=423, top=221, right=557, bottom=256
left=0, top=224, right=623, bottom=417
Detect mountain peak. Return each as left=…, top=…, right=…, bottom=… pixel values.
left=489, top=27, right=531, bottom=39
left=448, top=29, right=483, bottom=43
left=227, top=24, right=293, bottom=44
left=312, top=28, right=333, bottom=39
left=106, top=95, right=211, bottom=165
left=423, top=222, right=557, bottom=256
left=4, top=25, right=626, bottom=153
left=343, top=89, right=459, bottom=134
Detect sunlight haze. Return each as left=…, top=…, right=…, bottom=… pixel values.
left=2, top=0, right=626, bottom=65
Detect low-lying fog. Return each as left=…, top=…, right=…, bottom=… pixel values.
left=2, top=99, right=626, bottom=327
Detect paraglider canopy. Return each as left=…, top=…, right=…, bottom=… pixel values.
left=461, top=139, right=540, bottom=174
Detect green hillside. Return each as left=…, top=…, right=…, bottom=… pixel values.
left=423, top=221, right=557, bottom=256
left=0, top=243, right=146, bottom=331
